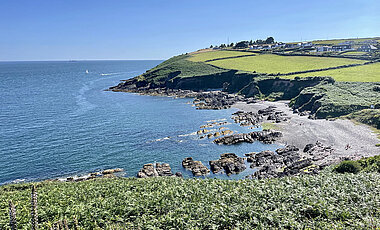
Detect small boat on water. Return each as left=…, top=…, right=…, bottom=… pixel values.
left=85, top=70, right=89, bottom=74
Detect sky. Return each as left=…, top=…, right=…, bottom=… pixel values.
left=0, top=0, right=379, bottom=61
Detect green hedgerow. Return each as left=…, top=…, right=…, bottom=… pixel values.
left=334, top=160, right=362, bottom=174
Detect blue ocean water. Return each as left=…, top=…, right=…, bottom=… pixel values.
left=0, top=61, right=281, bottom=184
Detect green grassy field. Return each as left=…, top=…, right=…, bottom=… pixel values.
left=187, top=50, right=254, bottom=62
left=294, top=62, right=380, bottom=82
left=207, top=54, right=365, bottom=74
left=342, top=51, right=368, bottom=56
left=1, top=170, right=379, bottom=229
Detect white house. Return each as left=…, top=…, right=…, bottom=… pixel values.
left=316, top=46, right=331, bottom=52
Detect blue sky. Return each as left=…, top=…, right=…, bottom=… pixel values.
left=0, top=0, right=379, bottom=61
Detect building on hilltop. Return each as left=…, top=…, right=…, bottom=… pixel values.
left=299, top=42, right=313, bottom=48
left=358, top=44, right=378, bottom=52
left=285, top=43, right=297, bottom=48
left=316, top=46, right=332, bottom=52
left=331, top=44, right=352, bottom=51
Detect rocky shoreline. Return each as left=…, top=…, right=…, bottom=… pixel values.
left=20, top=85, right=376, bottom=184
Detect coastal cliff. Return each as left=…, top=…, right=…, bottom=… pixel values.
left=110, top=53, right=380, bottom=120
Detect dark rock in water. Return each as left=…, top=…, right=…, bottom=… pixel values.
left=175, top=172, right=183, bottom=178
left=182, top=157, right=210, bottom=176
left=213, top=130, right=282, bottom=145
left=137, top=163, right=178, bottom=178
left=102, top=168, right=124, bottom=175
left=209, top=153, right=246, bottom=175
left=245, top=152, right=256, bottom=162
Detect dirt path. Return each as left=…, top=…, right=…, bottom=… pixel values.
left=233, top=101, right=380, bottom=160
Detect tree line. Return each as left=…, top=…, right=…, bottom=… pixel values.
left=210, top=37, right=275, bottom=49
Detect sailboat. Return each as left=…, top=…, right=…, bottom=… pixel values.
left=85, top=70, right=89, bottom=74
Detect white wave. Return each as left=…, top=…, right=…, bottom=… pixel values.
left=178, top=132, right=197, bottom=137
left=100, top=71, right=139, bottom=76
left=206, top=118, right=227, bottom=123
left=148, top=136, right=171, bottom=143
left=11, top=178, right=26, bottom=183
left=100, top=72, right=121, bottom=76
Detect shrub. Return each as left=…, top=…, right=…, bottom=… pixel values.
left=334, top=160, right=362, bottom=174
left=358, top=155, right=380, bottom=173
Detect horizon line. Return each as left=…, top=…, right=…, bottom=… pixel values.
left=0, top=59, right=165, bottom=62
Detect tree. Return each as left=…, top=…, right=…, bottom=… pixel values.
left=230, top=42, right=234, bottom=47
left=265, top=37, right=275, bottom=44
left=249, top=40, right=253, bottom=45
left=235, top=41, right=249, bottom=48
left=210, top=45, right=213, bottom=48
left=255, top=39, right=264, bottom=44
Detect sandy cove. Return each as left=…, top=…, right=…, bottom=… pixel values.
left=233, top=100, right=380, bottom=161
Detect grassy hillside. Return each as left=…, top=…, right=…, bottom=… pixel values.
left=137, top=54, right=230, bottom=85
left=1, top=170, right=379, bottom=229
left=187, top=50, right=254, bottom=62
left=291, top=82, right=380, bottom=118
left=294, top=62, right=380, bottom=82
left=343, top=109, right=380, bottom=130
left=206, top=54, right=365, bottom=75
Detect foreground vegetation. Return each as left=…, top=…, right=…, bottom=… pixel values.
left=206, top=54, right=365, bottom=75
left=1, top=169, right=379, bottom=229
left=334, top=155, right=380, bottom=174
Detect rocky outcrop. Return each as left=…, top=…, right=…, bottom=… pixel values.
left=209, top=153, right=246, bottom=175
left=194, top=91, right=251, bottom=110
left=53, top=168, right=125, bottom=182
left=247, top=142, right=334, bottom=179
left=213, top=130, right=282, bottom=145
left=232, top=111, right=263, bottom=126
left=182, top=157, right=210, bottom=176
left=137, top=163, right=181, bottom=178
left=258, top=106, right=289, bottom=123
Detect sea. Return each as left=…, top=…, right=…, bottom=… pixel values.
left=0, top=60, right=282, bottom=184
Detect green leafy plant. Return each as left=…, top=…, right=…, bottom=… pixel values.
left=334, top=160, right=362, bottom=174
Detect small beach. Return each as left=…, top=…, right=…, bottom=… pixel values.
left=233, top=101, right=379, bottom=162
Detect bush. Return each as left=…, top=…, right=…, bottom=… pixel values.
left=334, top=160, right=362, bottom=174
left=358, top=155, right=380, bottom=173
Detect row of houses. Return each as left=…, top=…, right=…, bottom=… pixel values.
left=246, top=40, right=378, bottom=53
left=316, top=44, right=378, bottom=52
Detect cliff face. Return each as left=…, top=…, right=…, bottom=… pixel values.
left=109, top=54, right=380, bottom=120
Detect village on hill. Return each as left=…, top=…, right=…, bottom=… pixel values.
left=210, top=37, right=379, bottom=57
